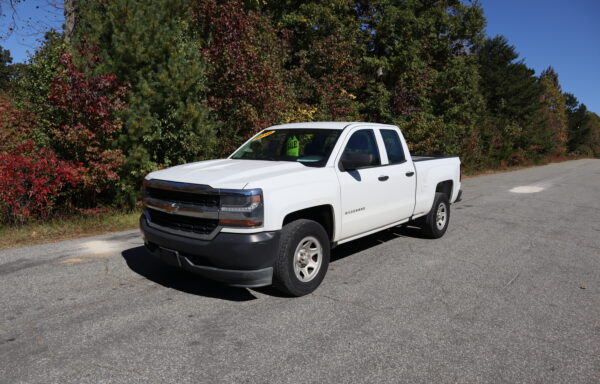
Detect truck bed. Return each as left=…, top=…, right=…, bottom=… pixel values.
left=412, top=155, right=461, bottom=214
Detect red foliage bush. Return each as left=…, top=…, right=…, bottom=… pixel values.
left=0, top=96, right=81, bottom=222
left=0, top=141, right=81, bottom=223
left=0, top=96, right=36, bottom=150
left=49, top=51, right=129, bottom=199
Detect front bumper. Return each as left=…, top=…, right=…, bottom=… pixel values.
left=140, top=214, right=280, bottom=287
left=455, top=189, right=463, bottom=202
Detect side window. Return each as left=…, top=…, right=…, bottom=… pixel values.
left=342, top=129, right=381, bottom=167
left=381, top=129, right=406, bottom=164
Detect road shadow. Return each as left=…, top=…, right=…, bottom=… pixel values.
left=122, top=246, right=257, bottom=302
left=254, top=224, right=428, bottom=297
left=123, top=225, right=427, bottom=300
left=330, top=224, right=428, bottom=262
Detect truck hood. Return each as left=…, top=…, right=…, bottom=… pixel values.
left=145, top=159, right=313, bottom=190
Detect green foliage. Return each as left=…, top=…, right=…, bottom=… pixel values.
left=263, top=1, right=364, bottom=121
left=565, top=93, right=600, bottom=156
left=47, top=51, right=129, bottom=204
left=3, top=0, right=598, bottom=221
left=475, top=36, right=550, bottom=165
left=0, top=45, right=12, bottom=89
left=12, top=31, right=65, bottom=110
left=194, top=0, right=298, bottom=153
left=76, top=0, right=216, bottom=205
left=356, top=0, right=486, bottom=156
left=539, top=67, right=568, bottom=155
left=9, top=31, right=66, bottom=147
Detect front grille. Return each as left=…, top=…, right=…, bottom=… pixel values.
left=147, top=208, right=219, bottom=235
left=146, top=187, right=220, bottom=207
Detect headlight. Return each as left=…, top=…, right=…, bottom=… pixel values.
left=219, top=189, right=263, bottom=227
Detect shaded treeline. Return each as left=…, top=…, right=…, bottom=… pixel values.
left=0, top=0, right=598, bottom=222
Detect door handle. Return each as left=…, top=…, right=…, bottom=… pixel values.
left=378, top=175, right=389, bottom=181
left=405, top=171, right=415, bottom=177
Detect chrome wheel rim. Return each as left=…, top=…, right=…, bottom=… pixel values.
left=293, top=236, right=322, bottom=283
left=436, top=203, right=447, bottom=230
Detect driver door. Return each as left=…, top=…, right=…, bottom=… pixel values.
left=335, top=128, right=392, bottom=240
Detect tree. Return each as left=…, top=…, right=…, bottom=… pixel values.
left=262, top=0, right=364, bottom=121
left=539, top=67, right=568, bottom=155
left=475, top=36, right=548, bottom=164
left=0, top=45, right=12, bottom=89
left=13, top=31, right=66, bottom=115
left=76, top=0, right=216, bottom=204
left=565, top=93, right=589, bottom=153
left=355, top=0, right=486, bottom=156
left=47, top=51, right=129, bottom=204
left=193, top=0, right=304, bottom=153
left=564, top=93, right=600, bottom=156
left=0, top=95, right=81, bottom=223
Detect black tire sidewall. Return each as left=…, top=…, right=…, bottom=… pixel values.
left=276, top=220, right=330, bottom=296
left=429, top=193, right=450, bottom=238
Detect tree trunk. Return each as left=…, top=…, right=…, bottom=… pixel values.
left=64, top=0, right=76, bottom=42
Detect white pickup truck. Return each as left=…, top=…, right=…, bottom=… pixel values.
left=140, top=122, right=462, bottom=296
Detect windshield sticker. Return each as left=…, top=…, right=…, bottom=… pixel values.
left=253, top=130, right=276, bottom=141
left=286, top=135, right=299, bottom=156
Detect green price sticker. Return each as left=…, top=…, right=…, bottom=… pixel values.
left=286, top=136, right=299, bottom=156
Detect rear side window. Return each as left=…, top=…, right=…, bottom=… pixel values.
left=342, top=129, right=381, bottom=166
left=381, top=129, right=406, bottom=164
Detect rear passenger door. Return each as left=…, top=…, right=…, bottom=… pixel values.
left=336, top=128, right=396, bottom=240
left=376, top=128, right=416, bottom=223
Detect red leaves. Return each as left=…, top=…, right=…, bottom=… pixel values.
left=48, top=51, right=129, bottom=197
left=195, top=0, right=295, bottom=149
left=0, top=141, right=81, bottom=223
left=0, top=96, right=36, bottom=151
left=0, top=49, right=130, bottom=223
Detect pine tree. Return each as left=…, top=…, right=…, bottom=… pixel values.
left=476, top=36, right=549, bottom=164
left=76, top=0, right=216, bottom=204
left=0, top=46, right=12, bottom=90
left=355, top=0, right=486, bottom=156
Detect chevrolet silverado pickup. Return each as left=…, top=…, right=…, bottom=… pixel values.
left=140, top=122, right=462, bottom=296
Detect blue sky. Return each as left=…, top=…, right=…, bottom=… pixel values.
left=0, top=0, right=62, bottom=61
left=480, top=0, right=600, bottom=113
left=1, top=0, right=598, bottom=113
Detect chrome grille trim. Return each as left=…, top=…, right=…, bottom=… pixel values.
left=142, top=196, right=219, bottom=219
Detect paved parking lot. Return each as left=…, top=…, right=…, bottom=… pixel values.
left=1, top=159, right=599, bottom=383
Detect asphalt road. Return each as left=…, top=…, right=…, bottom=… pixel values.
left=1, top=159, right=599, bottom=383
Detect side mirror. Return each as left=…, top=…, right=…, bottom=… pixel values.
left=340, top=152, right=374, bottom=171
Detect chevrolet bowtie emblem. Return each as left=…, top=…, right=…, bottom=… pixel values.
left=165, top=202, right=179, bottom=213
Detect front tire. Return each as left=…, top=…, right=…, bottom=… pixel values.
left=272, top=219, right=330, bottom=297
left=418, top=192, right=450, bottom=239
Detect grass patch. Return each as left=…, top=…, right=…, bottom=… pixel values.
left=0, top=210, right=140, bottom=250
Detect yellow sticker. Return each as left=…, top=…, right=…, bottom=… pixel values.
left=253, top=130, right=276, bottom=141
left=286, top=136, right=299, bottom=156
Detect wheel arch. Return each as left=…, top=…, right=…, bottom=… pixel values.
left=282, top=205, right=335, bottom=242
left=435, top=180, right=453, bottom=201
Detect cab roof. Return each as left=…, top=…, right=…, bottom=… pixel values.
left=268, top=122, right=396, bottom=130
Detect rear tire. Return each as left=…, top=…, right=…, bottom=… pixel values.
left=418, top=192, right=450, bottom=239
left=272, top=219, right=330, bottom=297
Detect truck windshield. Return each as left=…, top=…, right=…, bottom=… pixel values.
left=230, top=129, right=342, bottom=167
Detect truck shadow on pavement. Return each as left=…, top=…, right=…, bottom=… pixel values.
left=122, top=225, right=428, bottom=301
left=122, top=246, right=258, bottom=301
